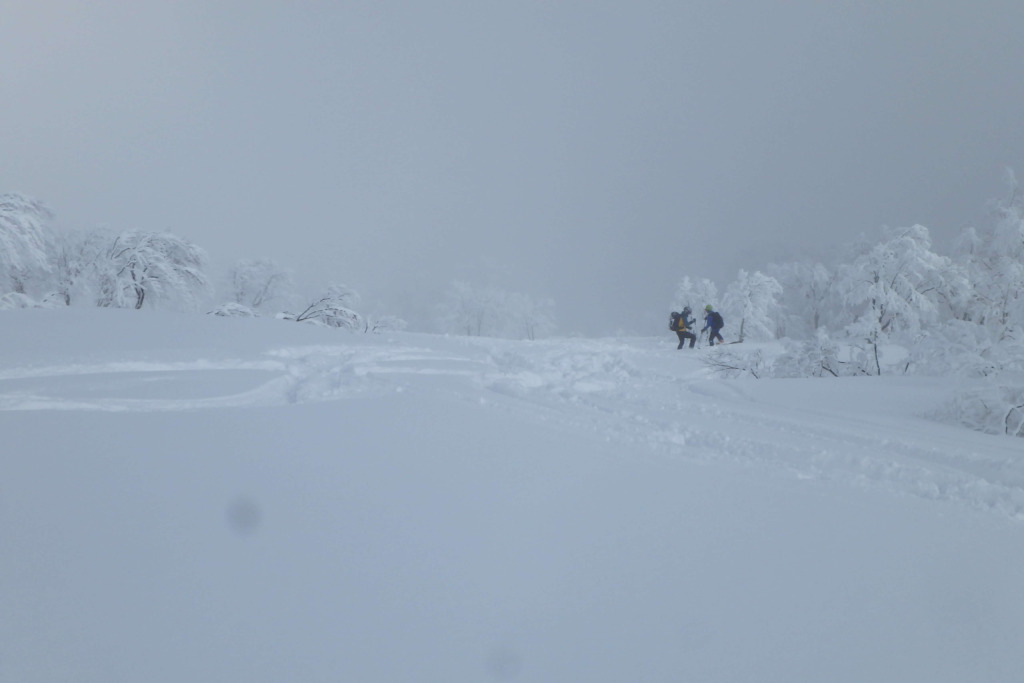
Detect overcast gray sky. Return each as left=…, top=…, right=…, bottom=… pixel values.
left=4, top=1, right=1024, bottom=334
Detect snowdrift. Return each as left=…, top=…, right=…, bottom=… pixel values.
left=3, top=309, right=1024, bottom=682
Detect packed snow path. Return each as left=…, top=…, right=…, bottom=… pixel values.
left=2, top=316, right=1021, bottom=523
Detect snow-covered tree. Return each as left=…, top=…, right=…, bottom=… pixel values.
left=504, top=292, right=556, bottom=340
left=208, top=302, right=259, bottom=317
left=0, top=292, right=42, bottom=310
left=767, top=261, right=836, bottom=338
left=936, top=384, right=1024, bottom=438
left=772, top=329, right=848, bottom=378
left=701, top=347, right=769, bottom=379
left=51, top=231, right=82, bottom=306
left=438, top=281, right=556, bottom=339
left=228, top=258, right=294, bottom=311
left=951, top=226, right=988, bottom=322
left=0, top=193, right=54, bottom=296
left=284, top=283, right=363, bottom=330
left=904, top=320, right=1016, bottom=378
left=672, top=275, right=718, bottom=313
left=952, top=169, right=1024, bottom=341
left=438, top=281, right=500, bottom=337
left=48, top=228, right=114, bottom=306
left=834, top=225, right=956, bottom=373
left=722, top=269, right=782, bottom=342
left=363, top=314, right=408, bottom=334
left=94, top=230, right=210, bottom=310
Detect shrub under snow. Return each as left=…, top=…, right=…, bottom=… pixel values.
left=932, top=381, right=1024, bottom=438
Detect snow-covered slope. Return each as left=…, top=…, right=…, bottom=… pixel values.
left=3, top=309, right=1024, bottom=682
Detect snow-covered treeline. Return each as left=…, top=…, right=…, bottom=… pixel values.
left=0, top=193, right=562, bottom=339
left=0, top=194, right=414, bottom=333
left=0, top=194, right=213, bottom=312
left=677, top=174, right=1024, bottom=359
left=436, top=280, right=556, bottom=340
left=674, top=172, right=1024, bottom=435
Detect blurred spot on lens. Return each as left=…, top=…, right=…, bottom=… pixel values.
left=226, top=496, right=262, bottom=536
left=486, top=646, right=523, bottom=680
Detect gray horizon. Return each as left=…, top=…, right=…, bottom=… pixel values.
left=4, top=1, right=1024, bottom=334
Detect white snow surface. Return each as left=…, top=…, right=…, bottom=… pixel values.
left=3, top=309, right=1024, bottom=682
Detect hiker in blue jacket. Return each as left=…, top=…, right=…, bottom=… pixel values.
left=702, top=304, right=724, bottom=346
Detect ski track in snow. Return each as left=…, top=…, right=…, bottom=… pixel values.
left=2, top=336, right=1022, bottom=522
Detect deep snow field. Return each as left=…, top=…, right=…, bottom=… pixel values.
left=3, top=308, right=1024, bottom=682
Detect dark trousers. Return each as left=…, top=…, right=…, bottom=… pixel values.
left=707, top=327, right=724, bottom=345
left=676, top=330, right=696, bottom=349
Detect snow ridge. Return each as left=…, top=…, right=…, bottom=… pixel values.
left=1, top=334, right=1021, bottom=521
